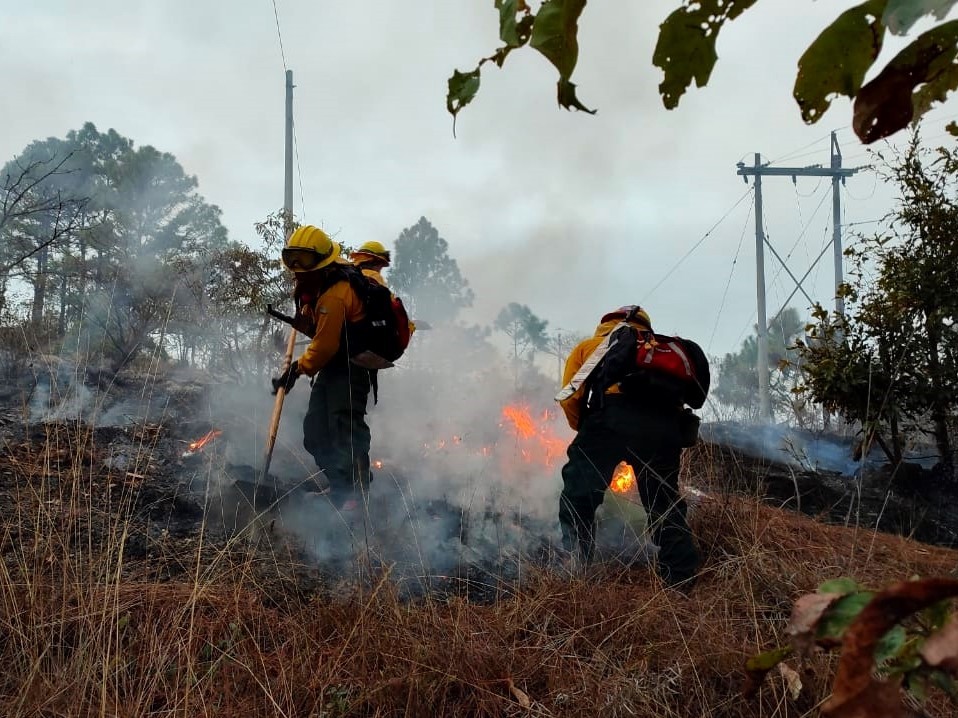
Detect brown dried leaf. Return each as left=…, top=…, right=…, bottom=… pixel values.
left=824, top=578, right=958, bottom=717
left=920, top=619, right=958, bottom=672
left=853, top=20, right=958, bottom=143
left=506, top=678, right=531, bottom=708
left=825, top=679, right=914, bottom=718
left=779, top=662, right=803, bottom=700
left=787, top=591, right=843, bottom=655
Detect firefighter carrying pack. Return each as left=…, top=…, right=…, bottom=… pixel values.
left=556, top=322, right=710, bottom=410
left=271, top=264, right=411, bottom=370
left=339, top=264, right=411, bottom=370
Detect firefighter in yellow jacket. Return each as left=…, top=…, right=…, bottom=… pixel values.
left=350, top=239, right=416, bottom=339
left=556, top=306, right=700, bottom=590
left=272, top=225, right=372, bottom=511
left=350, top=241, right=390, bottom=287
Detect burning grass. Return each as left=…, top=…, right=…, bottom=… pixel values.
left=2, top=423, right=958, bottom=716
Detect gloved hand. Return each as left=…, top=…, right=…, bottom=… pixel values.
left=271, top=360, right=300, bottom=395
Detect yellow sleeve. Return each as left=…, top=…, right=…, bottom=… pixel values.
left=559, top=345, right=588, bottom=432
left=295, top=282, right=365, bottom=376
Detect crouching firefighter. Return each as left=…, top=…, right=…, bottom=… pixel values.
left=554, top=305, right=710, bottom=590
left=270, top=225, right=373, bottom=512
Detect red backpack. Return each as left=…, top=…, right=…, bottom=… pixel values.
left=340, top=265, right=411, bottom=369
left=584, top=324, right=710, bottom=409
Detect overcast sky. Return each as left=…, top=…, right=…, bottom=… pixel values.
left=5, top=1, right=958, bottom=357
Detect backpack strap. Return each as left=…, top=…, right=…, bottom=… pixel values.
left=555, top=321, right=630, bottom=402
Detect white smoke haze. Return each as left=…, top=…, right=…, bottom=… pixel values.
left=11, top=0, right=958, bottom=600
left=202, top=322, right=572, bottom=583
left=701, top=421, right=939, bottom=477
left=5, top=1, right=939, bottom=359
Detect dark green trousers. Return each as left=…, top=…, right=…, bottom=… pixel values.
left=558, top=397, right=700, bottom=585
left=303, top=361, right=371, bottom=507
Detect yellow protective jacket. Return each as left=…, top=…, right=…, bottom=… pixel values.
left=559, top=318, right=637, bottom=431
left=294, top=260, right=366, bottom=376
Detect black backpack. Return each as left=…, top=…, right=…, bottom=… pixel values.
left=586, top=324, right=710, bottom=410
left=339, top=265, right=411, bottom=370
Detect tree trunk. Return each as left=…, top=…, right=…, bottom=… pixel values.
left=31, top=245, right=48, bottom=325
left=58, top=268, right=68, bottom=337
left=925, top=322, right=953, bottom=480
left=889, top=412, right=903, bottom=466
left=76, top=230, right=87, bottom=324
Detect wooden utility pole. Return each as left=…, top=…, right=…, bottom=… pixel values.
left=736, top=131, right=861, bottom=423
left=260, top=70, right=296, bottom=484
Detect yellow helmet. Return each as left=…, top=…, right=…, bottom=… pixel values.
left=282, top=225, right=341, bottom=273
left=601, top=305, right=652, bottom=330
left=350, top=240, right=391, bottom=265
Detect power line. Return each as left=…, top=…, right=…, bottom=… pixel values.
left=767, top=131, right=832, bottom=166
left=270, top=0, right=288, bottom=71
left=767, top=126, right=851, bottom=167
left=645, top=187, right=753, bottom=298
left=764, top=186, right=831, bottom=292
left=842, top=173, right=878, bottom=202
left=795, top=175, right=824, bottom=198
left=733, top=225, right=834, bottom=348
left=270, top=0, right=308, bottom=220
left=293, top=121, right=307, bottom=221
left=708, top=192, right=754, bottom=353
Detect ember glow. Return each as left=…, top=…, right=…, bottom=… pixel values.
left=610, top=462, right=636, bottom=493
left=499, top=404, right=568, bottom=467
left=181, top=429, right=222, bottom=457
left=409, top=404, right=570, bottom=473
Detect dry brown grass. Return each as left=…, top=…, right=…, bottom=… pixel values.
left=1, top=421, right=957, bottom=717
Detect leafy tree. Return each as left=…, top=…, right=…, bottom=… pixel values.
left=81, top=130, right=228, bottom=370
left=542, top=328, right=587, bottom=383
left=714, top=308, right=806, bottom=422
left=494, top=302, right=548, bottom=360
left=0, top=139, right=91, bottom=323
left=797, top=133, right=958, bottom=475
left=389, top=216, right=474, bottom=324
left=199, top=209, right=294, bottom=378
left=448, top=0, right=958, bottom=144
left=0, top=123, right=230, bottom=371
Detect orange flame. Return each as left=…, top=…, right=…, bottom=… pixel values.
left=373, top=459, right=384, bottom=470
left=501, top=405, right=536, bottom=439
left=610, top=462, right=636, bottom=493
left=183, top=429, right=222, bottom=456
left=500, top=404, right=568, bottom=467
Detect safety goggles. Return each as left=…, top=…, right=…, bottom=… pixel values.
left=282, top=246, right=332, bottom=271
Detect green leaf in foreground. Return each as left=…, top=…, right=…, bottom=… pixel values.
left=794, top=0, right=887, bottom=124
left=742, top=646, right=794, bottom=698
left=874, top=624, right=908, bottom=666
left=819, top=577, right=859, bottom=595
left=497, top=0, right=532, bottom=47
left=446, top=68, right=482, bottom=134
left=653, top=0, right=761, bottom=110
left=816, top=592, right=875, bottom=642
left=529, top=0, right=594, bottom=113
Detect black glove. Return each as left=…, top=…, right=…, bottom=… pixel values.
left=271, top=360, right=300, bottom=395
